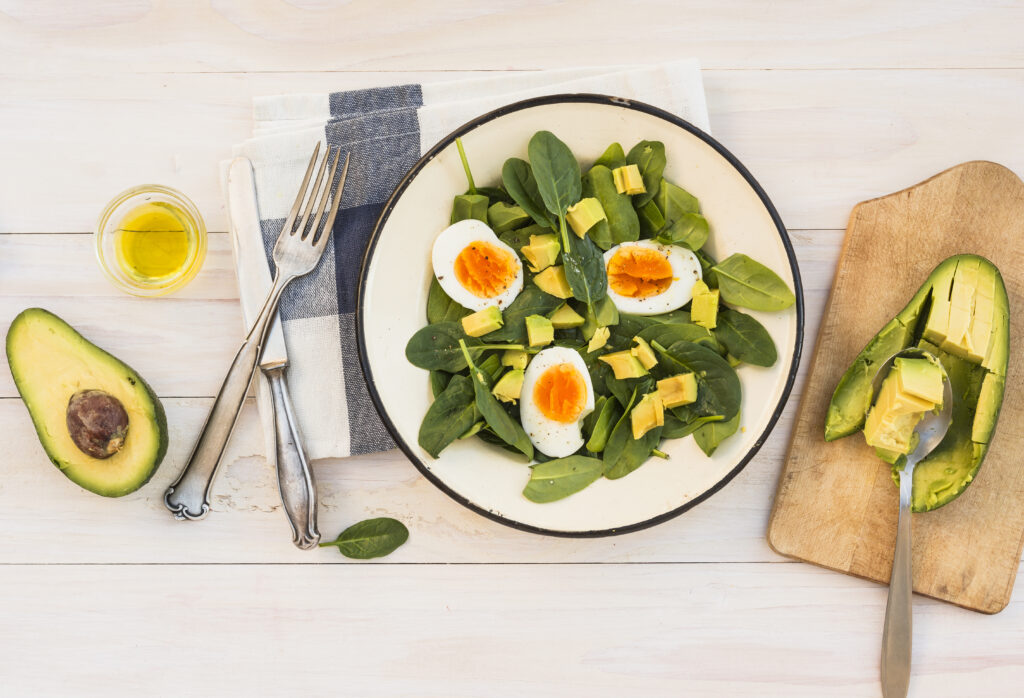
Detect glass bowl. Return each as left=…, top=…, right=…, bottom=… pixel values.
left=94, top=184, right=207, bottom=296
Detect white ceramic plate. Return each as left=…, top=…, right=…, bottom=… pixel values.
left=358, top=95, right=803, bottom=537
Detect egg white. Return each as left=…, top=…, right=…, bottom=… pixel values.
left=519, top=347, right=596, bottom=458
left=431, top=219, right=524, bottom=312
left=602, top=240, right=702, bottom=316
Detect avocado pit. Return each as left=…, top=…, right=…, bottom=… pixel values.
left=66, top=389, right=129, bottom=459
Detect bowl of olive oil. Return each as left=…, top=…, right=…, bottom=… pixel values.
left=95, top=185, right=207, bottom=296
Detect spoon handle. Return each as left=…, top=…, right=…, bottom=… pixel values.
left=881, top=468, right=914, bottom=698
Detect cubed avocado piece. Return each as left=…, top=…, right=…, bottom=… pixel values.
left=533, top=265, right=573, bottom=299
left=630, top=337, right=658, bottom=370
left=598, top=350, right=649, bottom=380
left=657, top=373, right=697, bottom=409
left=5, top=308, right=168, bottom=497
left=520, top=234, right=560, bottom=273
left=566, top=197, right=607, bottom=238
left=548, top=303, right=585, bottom=329
left=612, top=164, right=646, bottom=195
left=525, top=315, right=554, bottom=347
left=487, top=202, right=530, bottom=233
left=501, top=349, right=529, bottom=370
left=923, top=262, right=955, bottom=344
left=587, top=326, right=610, bottom=353
left=492, top=369, right=525, bottom=403
left=941, top=258, right=980, bottom=358
left=690, top=279, right=720, bottom=329
left=863, top=370, right=932, bottom=454
left=894, top=357, right=944, bottom=404
left=631, top=391, right=665, bottom=440
left=461, top=306, right=503, bottom=337
left=966, top=264, right=997, bottom=364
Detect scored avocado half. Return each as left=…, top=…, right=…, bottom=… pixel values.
left=825, top=254, right=1009, bottom=512
left=6, top=308, right=168, bottom=497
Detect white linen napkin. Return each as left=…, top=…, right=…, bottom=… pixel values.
left=231, top=60, right=709, bottom=461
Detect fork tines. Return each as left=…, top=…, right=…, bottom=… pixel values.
left=284, top=143, right=351, bottom=246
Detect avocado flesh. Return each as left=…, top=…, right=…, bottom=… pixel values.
left=6, top=308, right=168, bottom=497
left=826, top=255, right=1009, bottom=512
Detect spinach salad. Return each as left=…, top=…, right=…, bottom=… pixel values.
left=405, top=131, right=794, bottom=504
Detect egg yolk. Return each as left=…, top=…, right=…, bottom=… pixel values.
left=533, top=363, right=587, bottom=423
left=454, top=241, right=518, bottom=299
left=607, top=247, right=674, bottom=298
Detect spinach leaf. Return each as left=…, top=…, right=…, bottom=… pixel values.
left=606, top=373, right=654, bottom=410
left=694, top=248, right=718, bottom=288
left=712, top=253, right=795, bottom=311
left=637, top=199, right=665, bottom=239
left=583, top=165, right=639, bottom=249
left=561, top=231, right=608, bottom=305
left=499, top=223, right=547, bottom=262
left=693, top=412, right=741, bottom=456
left=714, top=307, right=778, bottom=367
left=475, top=185, right=514, bottom=205
left=585, top=396, right=623, bottom=453
left=406, top=323, right=522, bottom=372
left=426, top=276, right=469, bottom=324
left=488, top=202, right=530, bottom=233
left=657, top=212, right=709, bottom=250
left=528, top=131, right=581, bottom=219
left=482, top=286, right=562, bottom=343
left=662, top=412, right=724, bottom=439
left=522, top=455, right=604, bottom=503
left=456, top=137, right=477, bottom=194
left=593, top=142, right=626, bottom=170
left=450, top=193, right=488, bottom=224
left=605, top=422, right=662, bottom=480
left=418, top=375, right=478, bottom=457
left=626, top=140, right=666, bottom=207
left=429, top=369, right=452, bottom=398
left=502, top=158, right=554, bottom=230
left=319, top=517, right=409, bottom=559
left=653, top=340, right=742, bottom=421
left=602, top=388, right=638, bottom=469
left=636, top=322, right=722, bottom=355
left=460, top=340, right=533, bottom=459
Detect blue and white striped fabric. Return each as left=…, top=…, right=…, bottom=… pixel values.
left=232, top=61, right=709, bottom=460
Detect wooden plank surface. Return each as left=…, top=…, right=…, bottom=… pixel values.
left=3, top=0, right=1024, bottom=694
left=769, top=162, right=1024, bottom=613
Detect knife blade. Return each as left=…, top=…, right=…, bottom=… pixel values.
left=226, top=157, right=320, bottom=549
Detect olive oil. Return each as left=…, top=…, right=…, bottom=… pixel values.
left=114, top=202, right=193, bottom=281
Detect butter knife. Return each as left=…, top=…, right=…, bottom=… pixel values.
left=226, top=157, right=320, bottom=549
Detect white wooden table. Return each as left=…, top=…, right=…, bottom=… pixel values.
left=2, top=2, right=1023, bottom=696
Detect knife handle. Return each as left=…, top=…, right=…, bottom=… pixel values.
left=264, top=364, right=320, bottom=549
left=165, top=276, right=289, bottom=520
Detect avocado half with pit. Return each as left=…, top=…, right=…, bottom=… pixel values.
left=6, top=308, right=168, bottom=497
left=825, top=254, right=1009, bottom=512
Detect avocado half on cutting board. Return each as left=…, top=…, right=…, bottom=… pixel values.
left=6, top=308, right=168, bottom=497
left=825, top=254, right=1009, bottom=513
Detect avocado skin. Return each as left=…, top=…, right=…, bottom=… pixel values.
left=6, top=308, right=168, bottom=497
left=825, top=255, right=1009, bottom=512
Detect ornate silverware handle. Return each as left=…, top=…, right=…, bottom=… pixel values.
left=265, top=365, right=320, bottom=549
left=880, top=467, right=914, bottom=698
left=165, top=277, right=290, bottom=520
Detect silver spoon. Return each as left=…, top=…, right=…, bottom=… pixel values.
left=872, top=348, right=953, bottom=698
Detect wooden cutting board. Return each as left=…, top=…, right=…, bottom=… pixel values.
left=768, top=161, right=1024, bottom=614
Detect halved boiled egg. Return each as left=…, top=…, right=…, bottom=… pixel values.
left=432, top=219, right=523, bottom=312
left=602, top=240, right=702, bottom=316
left=520, top=347, right=596, bottom=458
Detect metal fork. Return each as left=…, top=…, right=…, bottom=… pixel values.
left=165, top=144, right=350, bottom=520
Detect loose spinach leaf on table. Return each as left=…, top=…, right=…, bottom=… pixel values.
left=481, top=286, right=562, bottom=343
left=626, top=140, right=666, bottom=207
left=319, top=517, right=409, bottom=559
left=714, top=307, right=778, bottom=367
left=426, top=277, right=469, bottom=324
left=712, top=253, right=795, bottom=311
left=460, top=340, right=534, bottom=459
left=693, top=412, right=741, bottom=457
left=652, top=340, right=742, bottom=421
left=418, top=375, right=478, bottom=457
left=502, top=158, right=555, bottom=230
left=522, top=455, right=605, bottom=503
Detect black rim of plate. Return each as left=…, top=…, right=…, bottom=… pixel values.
left=357, top=93, right=805, bottom=538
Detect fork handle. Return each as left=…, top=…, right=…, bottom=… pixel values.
left=165, top=276, right=291, bottom=520
left=881, top=468, right=914, bottom=698
left=265, top=364, right=320, bottom=549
